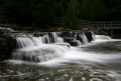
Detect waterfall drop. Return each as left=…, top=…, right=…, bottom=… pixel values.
left=2, top=27, right=121, bottom=81
left=9, top=31, right=96, bottom=63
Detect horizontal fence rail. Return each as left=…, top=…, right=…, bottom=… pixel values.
left=55, top=18, right=121, bottom=29
left=54, top=19, right=121, bottom=37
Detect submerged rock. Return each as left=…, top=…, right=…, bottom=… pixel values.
left=0, top=64, right=115, bottom=81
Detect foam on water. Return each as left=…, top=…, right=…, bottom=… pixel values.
left=5, top=32, right=121, bottom=80
left=95, top=35, right=112, bottom=41
left=37, top=49, right=121, bottom=67
left=11, top=43, right=70, bottom=63
left=9, top=34, right=121, bottom=65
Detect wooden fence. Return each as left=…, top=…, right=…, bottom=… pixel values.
left=55, top=19, right=121, bottom=29
left=55, top=19, right=121, bottom=37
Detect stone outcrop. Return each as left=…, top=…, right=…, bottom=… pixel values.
left=0, top=37, right=9, bottom=61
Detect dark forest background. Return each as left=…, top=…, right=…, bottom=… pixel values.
left=0, top=0, right=121, bottom=29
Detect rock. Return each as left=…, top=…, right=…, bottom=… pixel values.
left=64, top=37, right=74, bottom=44
left=33, top=32, right=46, bottom=37
left=0, top=27, right=14, bottom=34
left=60, top=32, right=72, bottom=38
left=75, top=34, right=83, bottom=44
left=85, top=32, right=93, bottom=42
left=0, top=37, right=9, bottom=61
left=70, top=41, right=78, bottom=46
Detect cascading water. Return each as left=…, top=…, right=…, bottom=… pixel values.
left=9, top=31, right=95, bottom=63
left=12, top=44, right=70, bottom=63
left=80, top=33, right=89, bottom=44
left=16, top=37, right=35, bottom=48
left=3, top=30, right=121, bottom=81
left=11, top=32, right=71, bottom=63
left=10, top=32, right=120, bottom=65
left=95, top=35, right=112, bottom=40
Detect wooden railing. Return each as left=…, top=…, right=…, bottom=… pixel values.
left=55, top=18, right=121, bottom=29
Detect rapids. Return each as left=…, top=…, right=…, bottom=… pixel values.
left=2, top=32, right=121, bottom=81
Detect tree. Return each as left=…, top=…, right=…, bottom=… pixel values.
left=1, top=0, right=33, bottom=26
left=103, top=0, right=121, bottom=20
left=32, top=0, right=64, bottom=29
left=64, top=0, right=80, bottom=29
left=79, top=0, right=107, bottom=21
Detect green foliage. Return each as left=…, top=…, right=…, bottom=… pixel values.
left=64, top=0, right=80, bottom=29
left=79, top=0, right=107, bottom=20
left=0, top=0, right=121, bottom=29
left=32, top=0, right=64, bottom=29
left=0, top=0, right=33, bottom=26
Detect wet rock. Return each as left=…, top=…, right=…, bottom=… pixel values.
left=64, top=38, right=74, bottom=43
left=85, top=32, right=93, bottom=42
left=0, top=34, right=17, bottom=61
left=7, top=37, right=17, bottom=52
left=0, top=37, right=9, bottom=61
left=59, top=32, right=72, bottom=38
left=34, top=32, right=46, bottom=37
left=75, top=34, right=83, bottom=43
left=0, top=27, right=14, bottom=34
left=70, top=41, right=78, bottom=46
left=63, top=37, right=74, bottom=46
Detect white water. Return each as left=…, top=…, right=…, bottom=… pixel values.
left=81, top=34, right=89, bottom=44
left=16, top=37, right=35, bottom=48
left=7, top=34, right=121, bottom=80
left=11, top=34, right=120, bottom=63
left=0, top=27, right=14, bottom=33
left=12, top=44, right=70, bottom=62
left=95, top=35, right=112, bottom=41
left=12, top=32, right=73, bottom=62
left=10, top=34, right=121, bottom=66
left=38, top=47, right=121, bottom=68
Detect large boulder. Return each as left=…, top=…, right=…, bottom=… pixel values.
left=0, top=37, right=9, bottom=61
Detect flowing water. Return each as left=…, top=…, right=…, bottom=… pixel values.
left=1, top=32, right=121, bottom=81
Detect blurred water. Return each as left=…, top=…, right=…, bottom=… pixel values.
left=1, top=35, right=121, bottom=81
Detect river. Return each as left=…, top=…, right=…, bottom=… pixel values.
left=0, top=33, right=121, bottom=81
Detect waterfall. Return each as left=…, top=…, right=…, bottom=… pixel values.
left=10, top=31, right=96, bottom=63
left=74, top=32, right=89, bottom=44
left=42, top=32, right=63, bottom=43
left=57, top=37, right=64, bottom=42
left=12, top=44, right=70, bottom=63
left=81, top=33, right=89, bottom=44
left=43, top=34, right=50, bottom=43
left=30, top=37, right=43, bottom=46
left=16, top=37, right=35, bottom=48
left=11, top=33, right=70, bottom=63
left=91, top=32, right=96, bottom=41
left=3, top=28, right=121, bottom=81
left=95, top=35, right=112, bottom=41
